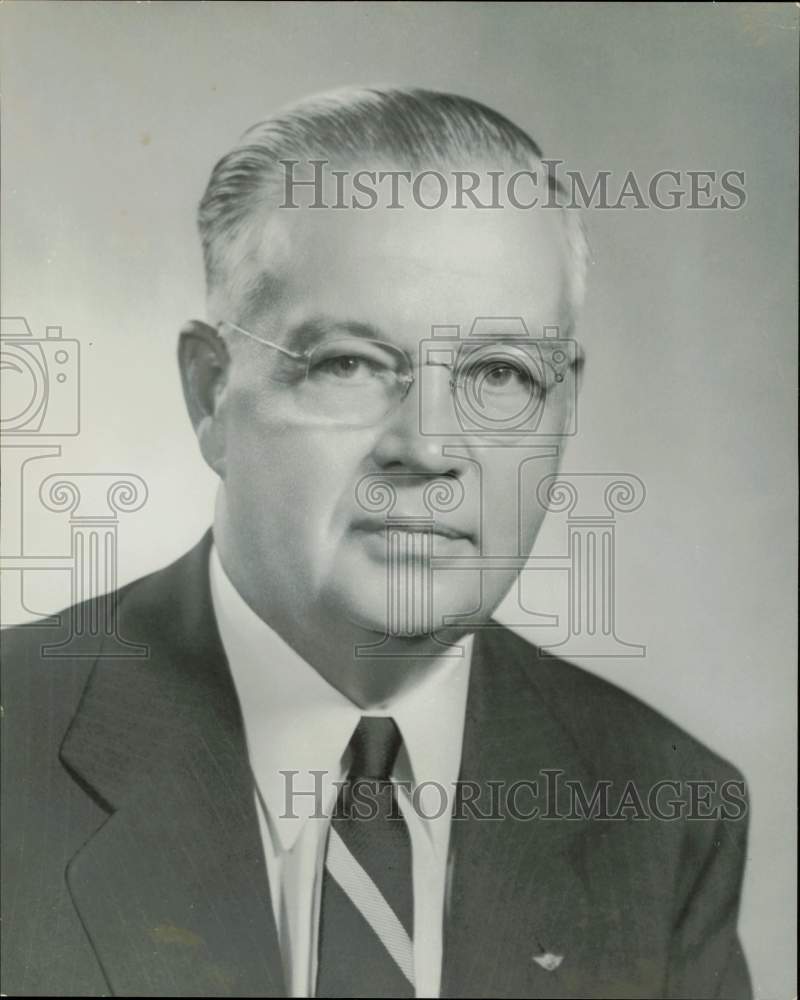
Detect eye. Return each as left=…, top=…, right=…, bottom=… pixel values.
left=307, top=338, right=407, bottom=386
left=482, top=363, right=521, bottom=387
left=310, top=352, right=389, bottom=383
left=474, top=360, right=537, bottom=392
left=319, top=355, right=367, bottom=377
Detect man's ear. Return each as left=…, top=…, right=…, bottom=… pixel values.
left=178, top=320, right=230, bottom=477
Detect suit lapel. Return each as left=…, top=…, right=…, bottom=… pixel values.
left=441, top=627, right=602, bottom=999
left=60, top=533, right=286, bottom=997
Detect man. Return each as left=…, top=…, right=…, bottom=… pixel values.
left=1, top=87, right=750, bottom=998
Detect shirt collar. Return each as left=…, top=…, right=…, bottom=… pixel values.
left=209, top=544, right=472, bottom=852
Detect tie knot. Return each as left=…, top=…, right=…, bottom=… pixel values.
left=348, top=716, right=402, bottom=781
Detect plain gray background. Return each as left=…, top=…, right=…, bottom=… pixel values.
left=1, top=3, right=797, bottom=998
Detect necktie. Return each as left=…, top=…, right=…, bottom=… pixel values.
left=316, top=716, right=415, bottom=998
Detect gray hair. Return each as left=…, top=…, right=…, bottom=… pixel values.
left=198, top=86, right=588, bottom=320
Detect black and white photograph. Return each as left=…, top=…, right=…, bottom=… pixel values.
left=1, top=3, right=797, bottom=998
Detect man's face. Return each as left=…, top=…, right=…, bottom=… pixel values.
left=207, top=186, right=576, bottom=637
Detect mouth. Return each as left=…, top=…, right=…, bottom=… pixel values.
left=350, top=517, right=475, bottom=544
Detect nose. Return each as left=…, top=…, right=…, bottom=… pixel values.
left=369, top=366, right=467, bottom=477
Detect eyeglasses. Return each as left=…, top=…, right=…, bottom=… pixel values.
left=220, top=319, right=555, bottom=431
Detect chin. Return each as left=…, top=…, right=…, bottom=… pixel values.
left=325, top=571, right=485, bottom=639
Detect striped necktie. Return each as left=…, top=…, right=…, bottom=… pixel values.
left=316, top=716, right=415, bottom=997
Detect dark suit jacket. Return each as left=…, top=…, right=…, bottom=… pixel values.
left=1, top=532, right=751, bottom=998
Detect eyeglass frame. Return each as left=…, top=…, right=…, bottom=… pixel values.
left=220, top=316, right=558, bottom=385
left=217, top=318, right=570, bottom=433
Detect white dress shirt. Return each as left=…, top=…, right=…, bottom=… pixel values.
left=209, top=545, right=473, bottom=998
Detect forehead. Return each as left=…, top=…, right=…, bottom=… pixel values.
left=239, top=197, right=570, bottom=348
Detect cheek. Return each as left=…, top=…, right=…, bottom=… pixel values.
left=222, top=395, right=376, bottom=534
left=538, top=381, right=574, bottom=435
left=522, top=453, right=562, bottom=547
left=482, top=450, right=560, bottom=552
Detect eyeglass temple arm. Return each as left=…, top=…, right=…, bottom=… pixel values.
left=218, top=320, right=306, bottom=361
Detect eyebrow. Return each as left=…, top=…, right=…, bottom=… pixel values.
left=279, top=315, right=581, bottom=360
left=283, top=316, right=386, bottom=354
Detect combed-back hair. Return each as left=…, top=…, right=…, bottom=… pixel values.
left=198, top=86, right=588, bottom=316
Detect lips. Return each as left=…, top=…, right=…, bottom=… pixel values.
left=351, top=517, right=474, bottom=543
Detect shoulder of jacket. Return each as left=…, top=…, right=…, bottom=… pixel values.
left=487, top=623, right=746, bottom=785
